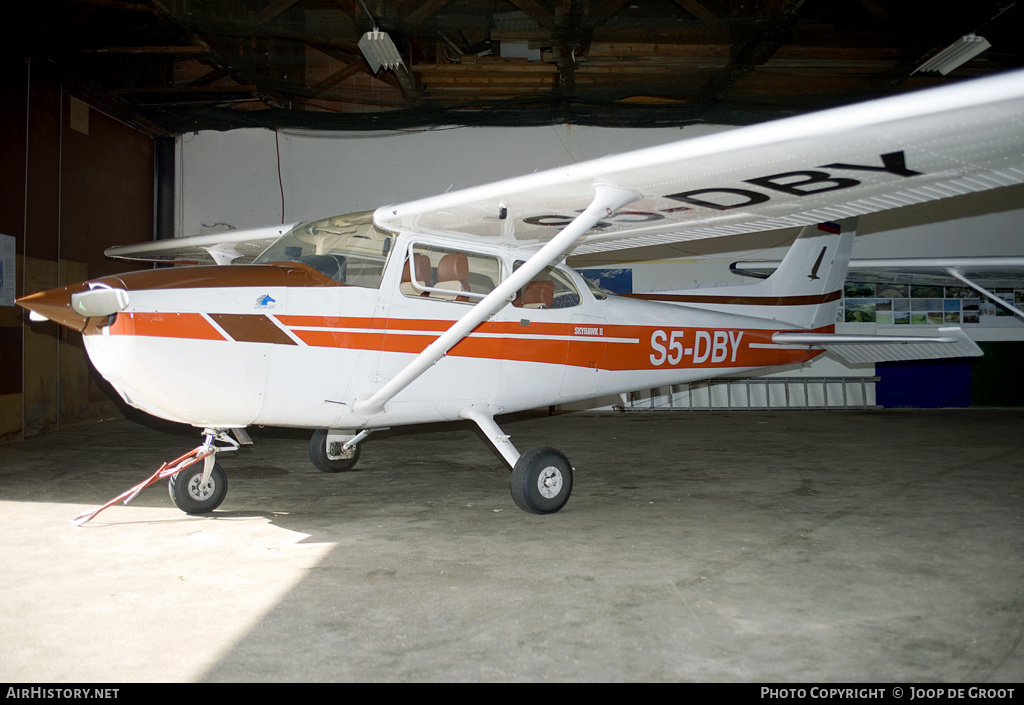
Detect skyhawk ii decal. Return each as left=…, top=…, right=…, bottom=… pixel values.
left=17, top=70, right=1024, bottom=524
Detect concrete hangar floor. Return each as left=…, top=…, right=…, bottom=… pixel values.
left=1, top=408, right=1022, bottom=682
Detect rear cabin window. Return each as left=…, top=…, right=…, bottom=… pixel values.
left=401, top=244, right=501, bottom=303
left=511, top=263, right=582, bottom=309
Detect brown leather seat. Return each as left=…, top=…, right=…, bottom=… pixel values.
left=521, top=280, right=554, bottom=308
left=400, top=253, right=432, bottom=297
left=435, top=253, right=471, bottom=301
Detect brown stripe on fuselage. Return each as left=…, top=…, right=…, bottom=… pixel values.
left=94, top=262, right=345, bottom=291
left=209, top=313, right=298, bottom=346
left=624, top=290, right=842, bottom=306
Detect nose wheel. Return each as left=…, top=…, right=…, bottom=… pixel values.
left=72, top=428, right=243, bottom=526
left=168, top=462, right=228, bottom=514
left=510, top=447, right=573, bottom=514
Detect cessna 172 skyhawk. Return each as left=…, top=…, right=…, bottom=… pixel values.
left=17, top=69, right=1024, bottom=524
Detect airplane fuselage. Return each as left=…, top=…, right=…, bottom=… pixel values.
left=70, top=228, right=824, bottom=432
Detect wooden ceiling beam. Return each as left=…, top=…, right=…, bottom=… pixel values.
left=309, top=63, right=366, bottom=97
left=77, top=45, right=208, bottom=54
left=507, top=0, right=556, bottom=30
left=671, top=0, right=724, bottom=22
left=65, top=0, right=157, bottom=13
left=852, top=0, right=895, bottom=21
left=255, top=0, right=302, bottom=25
left=592, top=0, right=635, bottom=20
left=111, top=84, right=259, bottom=94
left=404, top=0, right=456, bottom=27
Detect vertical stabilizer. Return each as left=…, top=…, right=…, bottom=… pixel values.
left=756, top=218, right=855, bottom=329
left=638, top=218, right=856, bottom=329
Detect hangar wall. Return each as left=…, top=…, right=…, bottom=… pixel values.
left=178, top=127, right=1024, bottom=409
left=174, top=124, right=706, bottom=236
left=0, top=58, right=155, bottom=444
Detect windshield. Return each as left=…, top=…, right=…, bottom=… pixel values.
left=255, top=211, right=394, bottom=288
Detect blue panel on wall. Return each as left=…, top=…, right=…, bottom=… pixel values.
left=876, top=359, right=972, bottom=408
left=577, top=268, right=633, bottom=295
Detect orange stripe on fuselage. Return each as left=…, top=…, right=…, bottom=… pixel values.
left=105, top=312, right=827, bottom=371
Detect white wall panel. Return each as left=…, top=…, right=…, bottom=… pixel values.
left=176, top=124, right=709, bottom=237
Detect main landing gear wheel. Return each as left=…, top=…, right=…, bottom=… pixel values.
left=510, top=447, right=573, bottom=515
left=310, top=428, right=361, bottom=473
left=168, top=462, right=228, bottom=515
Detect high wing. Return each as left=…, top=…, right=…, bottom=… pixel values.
left=105, top=223, right=295, bottom=265
left=375, top=69, right=1024, bottom=255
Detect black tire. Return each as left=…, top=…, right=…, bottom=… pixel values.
left=310, top=428, right=361, bottom=473
left=510, top=447, right=573, bottom=514
left=168, top=462, right=228, bottom=515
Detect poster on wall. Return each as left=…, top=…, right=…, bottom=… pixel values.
left=841, top=280, right=1017, bottom=326
left=577, top=268, right=633, bottom=295
left=0, top=234, right=14, bottom=307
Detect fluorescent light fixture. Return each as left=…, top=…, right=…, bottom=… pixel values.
left=915, top=34, right=991, bottom=75
left=358, top=29, right=404, bottom=74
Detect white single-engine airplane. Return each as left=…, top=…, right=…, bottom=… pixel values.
left=18, top=70, right=1024, bottom=524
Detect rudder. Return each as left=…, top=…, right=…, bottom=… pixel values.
left=757, top=218, right=855, bottom=328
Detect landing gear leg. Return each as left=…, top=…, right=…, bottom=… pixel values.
left=72, top=428, right=246, bottom=526
left=461, top=406, right=574, bottom=515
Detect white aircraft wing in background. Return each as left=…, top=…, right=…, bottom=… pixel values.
left=733, top=255, right=1024, bottom=320
left=104, top=223, right=294, bottom=265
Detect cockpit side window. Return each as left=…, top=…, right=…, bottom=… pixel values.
left=511, top=263, right=581, bottom=309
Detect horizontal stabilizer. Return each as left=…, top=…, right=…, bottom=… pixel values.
left=772, top=327, right=982, bottom=364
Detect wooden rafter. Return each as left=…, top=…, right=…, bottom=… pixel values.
left=24, top=0, right=1023, bottom=132
left=255, top=0, right=303, bottom=25
left=671, top=0, right=723, bottom=23
left=507, top=0, right=556, bottom=30
left=77, top=45, right=208, bottom=54
left=405, top=0, right=456, bottom=27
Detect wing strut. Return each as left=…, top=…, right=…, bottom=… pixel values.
left=945, top=268, right=1024, bottom=320
left=352, top=182, right=640, bottom=419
